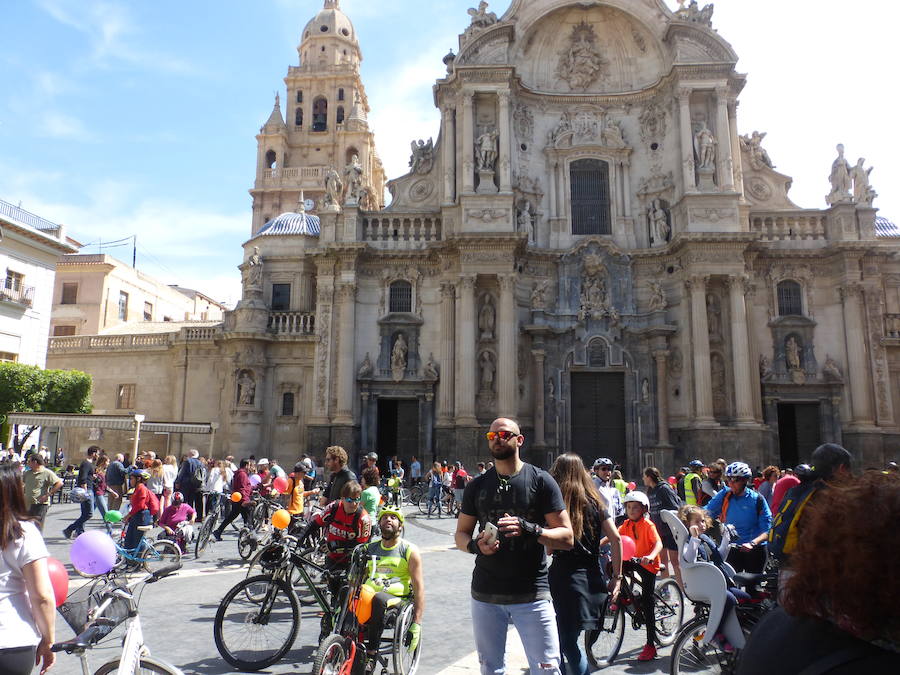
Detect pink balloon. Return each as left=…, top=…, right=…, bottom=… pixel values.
left=70, top=531, right=116, bottom=576
left=627, top=481, right=636, bottom=491
left=46, top=557, right=69, bottom=607
left=620, top=535, right=636, bottom=561
left=667, top=476, right=677, bottom=486
left=249, top=474, right=262, bottom=486
left=272, top=476, right=289, bottom=494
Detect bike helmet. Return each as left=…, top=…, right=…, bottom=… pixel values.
left=378, top=507, right=405, bottom=525
left=724, top=461, right=752, bottom=479
left=794, top=463, right=813, bottom=478
left=172, top=491, right=184, bottom=504
left=129, top=467, right=150, bottom=481
left=366, top=452, right=378, bottom=461
left=688, top=459, right=704, bottom=470
left=622, top=491, right=649, bottom=509
left=593, top=457, right=615, bottom=469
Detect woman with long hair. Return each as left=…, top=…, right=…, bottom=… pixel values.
left=643, top=466, right=683, bottom=589
left=0, top=464, right=56, bottom=674
left=425, top=462, right=443, bottom=518
left=203, top=459, right=229, bottom=519
left=549, top=453, right=623, bottom=675
left=148, top=459, right=166, bottom=513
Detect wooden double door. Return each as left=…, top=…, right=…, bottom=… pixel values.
left=570, top=372, right=626, bottom=465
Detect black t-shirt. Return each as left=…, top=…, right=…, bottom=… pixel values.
left=461, top=463, right=566, bottom=604
left=326, top=466, right=356, bottom=502
left=77, top=459, right=95, bottom=489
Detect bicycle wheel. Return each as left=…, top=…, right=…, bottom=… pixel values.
left=194, top=516, right=216, bottom=558
left=94, top=655, right=183, bottom=674
left=244, top=557, right=299, bottom=602
left=312, top=634, right=354, bottom=675
left=670, top=615, right=734, bottom=674
left=654, top=577, right=684, bottom=647
left=392, top=602, right=421, bottom=675
left=416, top=495, right=430, bottom=515
left=584, top=597, right=625, bottom=668
left=237, top=527, right=255, bottom=560
left=141, top=540, right=181, bottom=574
left=214, top=574, right=300, bottom=671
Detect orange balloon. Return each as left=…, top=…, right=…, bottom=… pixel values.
left=230, top=491, right=242, bottom=503
left=271, top=509, right=291, bottom=530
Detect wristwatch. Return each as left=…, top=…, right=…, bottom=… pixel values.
left=467, top=538, right=480, bottom=555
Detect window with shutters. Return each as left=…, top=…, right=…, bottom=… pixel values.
left=53, top=325, right=76, bottom=336
left=143, top=302, right=153, bottom=321
left=389, top=281, right=412, bottom=313
left=116, top=384, right=135, bottom=409
left=777, top=280, right=803, bottom=316
left=61, top=283, right=78, bottom=304
left=570, top=158, right=611, bottom=235
left=118, top=291, right=128, bottom=320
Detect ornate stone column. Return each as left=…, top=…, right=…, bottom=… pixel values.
left=532, top=349, right=546, bottom=446
left=437, top=281, right=456, bottom=425
left=497, top=92, right=511, bottom=193
left=840, top=283, right=874, bottom=424
left=333, top=282, right=356, bottom=425
left=622, top=161, right=632, bottom=218
left=677, top=88, right=697, bottom=192
left=727, top=275, right=755, bottom=424
left=728, top=101, right=744, bottom=198
left=455, top=274, right=478, bottom=425
left=653, top=350, right=670, bottom=445
left=311, top=284, right=334, bottom=422
left=715, top=87, right=735, bottom=191
left=548, top=160, right=558, bottom=218
left=441, top=105, right=456, bottom=204
left=686, top=275, right=715, bottom=424
left=498, top=274, right=517, bottom=417
left=461, top=94, right=475, bottom=194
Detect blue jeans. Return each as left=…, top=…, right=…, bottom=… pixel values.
left=94, top=493, right=112, bottom=533
left=471, top=597, right=562, bottom=675
left=555, top=619, right=589, bottom=675
left=427, top=484, right=442, bottom=515
left=65, top=491, right=94, bottom=536
left=124, top=509, right=152, bottom=551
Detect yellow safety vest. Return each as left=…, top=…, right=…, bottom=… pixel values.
left=684, top=472, right=701, bottom=505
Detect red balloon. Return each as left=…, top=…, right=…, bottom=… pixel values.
left=627, top=481, right=636, bottom=490
left=272, top=476, right=289, bottom=494
left=46, top=557, right=69, bottom=608
left=620, top=535, right=636, bottom=561
left=667, top=476, right=677, bottom=486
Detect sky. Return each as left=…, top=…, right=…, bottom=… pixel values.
left=2, top=0, right=898, bottom=308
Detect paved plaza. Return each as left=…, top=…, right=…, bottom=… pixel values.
left=43, top=501, right=678, bottom=675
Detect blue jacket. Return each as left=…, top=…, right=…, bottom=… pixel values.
left=706, top=487, right=772, bottom=544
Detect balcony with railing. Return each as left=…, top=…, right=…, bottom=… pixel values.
left=0, top=284, right=35, bottom=309
left=749, top=211, right=828, bottom=243
left=0, top=198, right=64, bottom=238
left=362, top=215, right=442, bottom=250
left=257, top=166, right=325, bottom=188
left=268, top=312, right=315, bottom=335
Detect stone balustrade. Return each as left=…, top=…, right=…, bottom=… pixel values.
left=259, top=166, right=324, bottom=186
left=885, top=314, right=900, bottom=339
left=750, top=211, right=827, bottom=242
left=181, top=326, right=221, bottom=341
left=49, top=333, right=170, bottom=352
left=362, top=215, right=442, bottom=249
left=268, top=312, right=316, bottom=335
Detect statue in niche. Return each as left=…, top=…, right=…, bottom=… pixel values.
left=851, top=157, right=876, bottom=206
left=246, top=246, right=263, bottom=286
left=517, top=201, right=534, bottom=242
left=466, top=1, right=497, bottom=31
left=237, top=370, right=256, bottom=406
left=391, top=334, right=408, bottom=382
left=759, top=354, right=773, bottom=381
left=601, top=118, right=626, bottom=149
left=740, top=131, right=774, bottom=170
left=342, top=153, right=365, bottom=204
left=357, top=353, right=373, bottom=379
left=823, top=354, right=843, bottom=381
left=641, top=378, right=650, bottom=403
left=323, top=167, right=343, bottom=209
left=423, top=353, right=439, bottom=380
left=479, top=295, right=496, bottom=340
left=408, top=138, right=434, bottom=175
left=706, top=293, right=721, bottom=338
left=475, top=128, right=499, bottom=172
left=649, top=198, right=670, bottom=246
left=547, top=376, right=556, bottom=402
left=578, top=254, right=612, bottom=321
left=479, top=351, right=495, bottom=393
left=647, top=280, right=667, bottom=311
left=826, top=144, right=852, bottom=205
left=694, top=122, right=717, bottom=170
left=556, top=21, right=608, bottom=90
left=785, top=336, right=802, bottom=371
left=531, top=279, right=550, bottom=311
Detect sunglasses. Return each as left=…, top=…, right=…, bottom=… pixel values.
left=486, top=430, right=517, bottom=441
left=343, top=497, right=361, bottom=503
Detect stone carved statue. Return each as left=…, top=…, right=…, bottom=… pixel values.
left=823, top=354, right=843, bottom=381
left=676, top=1, right=714, bottom=26
left=479, top=351, right=495, bottom=392
left=475, top=129, right=499, bottom=172
left=649, top=198, right=670, bottom=246
left=759, top=354, right=773, bottom=381
left=517, top=201, right=534, bottom=242
left=409, top=138, right=434, bottom=175
left=357, top=353, right=373, bottom=379
left=547, top=375, right=556, bottom=402
left=578, top=254, right=613, bottom=321
left=851, top=157, right=876, bottom=206
left=826, top=144, right=852, bottom=205
left=647, top=280, right=667, bottom=311
left=641, top=378, right=650, bottom=403
left=694, top=122, right=717, bottom=170
left=343, top=153, right=365, bottom=204
left=479, top=295, right=496, bottom=340
left=706, top=293, right=721, bottom=338
left=740, top=131, right=774, bottom=170
left=324, top=166, right=343, bottom=210
left=601, top=118, right=626, bottom=148
left=531, top=279, right=550, bottom=310
left=466, top=1, right=497, bottom=31
left=246, top=246, right=263, bottom=286
left=556, top=21, right=608, bottom=90
left=423, top=353, right=439, bottom=380
left=785, top=336, right=802, bottom=371
left=391, top=334, right=408, bottom=382
left=237, top=370, right=256, bottom=406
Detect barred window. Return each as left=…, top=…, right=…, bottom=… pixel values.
left=777, top=280, right=803, bottom=316
left=570, top=159, right=611, bottom=235
left=282, top=392, right=295, bottom=417
left=389, top=281, right=412, bottom=313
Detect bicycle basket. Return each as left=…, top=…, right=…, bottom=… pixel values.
left=57, top=578, right=130, bottom=641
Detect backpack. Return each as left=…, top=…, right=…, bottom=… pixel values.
left=191, top=460, right=207, bottom=489
left=768, top=480, right=820, bottom=561
left=720, top=489, right=765, bottom=522
left=147, top=489, right=160, bottom=517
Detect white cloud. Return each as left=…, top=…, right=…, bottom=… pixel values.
left=39, top=112, right=94, bottom=141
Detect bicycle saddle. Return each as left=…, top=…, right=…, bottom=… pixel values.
left=51, top=620, right=115, bottom=652
left=733, top=572, right=764, bottom=587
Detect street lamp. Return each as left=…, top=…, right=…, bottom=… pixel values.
left=132, top=414, right=145, bottom=460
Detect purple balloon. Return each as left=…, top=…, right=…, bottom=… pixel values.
left=249, top=474, right=262, bottom=486
left=70, top=531, right=117, bottom=576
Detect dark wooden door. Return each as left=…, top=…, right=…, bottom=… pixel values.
left=376, top=399, right=420, bottom=464
left=570, top=372, right=626, bottom=465
left=777, top=402, right=821, bottom=467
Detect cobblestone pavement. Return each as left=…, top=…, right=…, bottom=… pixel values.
left=43, top=502, right=680, bottom=675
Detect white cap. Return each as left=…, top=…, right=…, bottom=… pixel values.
left=257, top=457, right=269, bottom=465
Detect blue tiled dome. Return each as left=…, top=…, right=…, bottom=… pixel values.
left=257, top=211, right=321, bottom=236
left=875, top=216, right=899, bottom=238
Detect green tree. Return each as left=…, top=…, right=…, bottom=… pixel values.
left=0, top=363, right=92, bottom=452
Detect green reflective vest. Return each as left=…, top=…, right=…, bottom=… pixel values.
left=684, top=472, right=702, bottom=505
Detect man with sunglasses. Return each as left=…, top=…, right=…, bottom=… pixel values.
left=455, top=417, right=574, bottom=675
left=701, top=461, right=725, bottom=506
left=592, top=457, right=624, bottom=521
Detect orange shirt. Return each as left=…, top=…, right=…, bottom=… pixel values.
left=618, top=516, right=661, bottom=574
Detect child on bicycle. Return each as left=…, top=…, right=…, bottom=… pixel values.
left=616, top=491, right=663, bottom=662
left=678, top=504, right=749, bottom=653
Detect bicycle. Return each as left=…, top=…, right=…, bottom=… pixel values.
left=585, top=560, right=684, bottom=668
left=77, top=525, right=181, bottom=577
left=194, top=490, right=231, bottom=558
left=53, top=562, right=183, bottom=674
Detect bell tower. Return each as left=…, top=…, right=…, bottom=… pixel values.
left=249, top=0, right=386, bottom=235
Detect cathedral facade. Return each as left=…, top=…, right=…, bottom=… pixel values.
left=47, top=0, right=900, bottom=474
